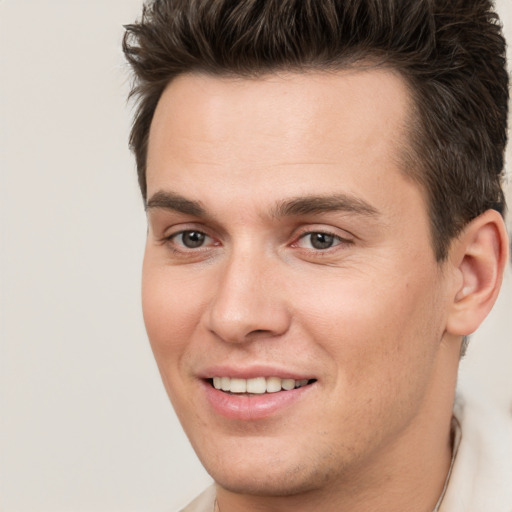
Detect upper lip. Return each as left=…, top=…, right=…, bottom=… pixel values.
left=197, top=364, right=315, bottom=381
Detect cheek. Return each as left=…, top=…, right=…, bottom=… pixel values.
left=301, top=277, right=442, bottom=440
left=141, top=263, right=212, bottom=421
left=295, top=270, right=441, bottom=382
left=141, top=262, right=203, bottom=363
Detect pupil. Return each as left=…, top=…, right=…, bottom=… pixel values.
left=311, top=233, right=334, bottom=250
left=182, top=231, right=205, bottom=248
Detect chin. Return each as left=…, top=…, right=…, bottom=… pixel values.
left=200, top=449, right=335, bottom=498
left=212, top=470, right=318, bottom=498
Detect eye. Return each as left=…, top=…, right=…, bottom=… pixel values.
left=297, top=232, right=346, bottom=250
left=172, top=230, right=211, bottom=249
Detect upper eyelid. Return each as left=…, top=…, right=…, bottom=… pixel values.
left=293, top=232, right=352, bottom=248
left=149, top=209, right=356, bottom=236
left=160, top=223, right=214, bottom=239
left=165, top=228, right=212, bottom=242
left=155, top=217, right=227, bottom=240
left=293, top=225, right=356, bottom=241
left=157, top=224, right=355, bottom=248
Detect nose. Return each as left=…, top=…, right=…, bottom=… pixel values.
left=205, top=249, right=291, bottom=344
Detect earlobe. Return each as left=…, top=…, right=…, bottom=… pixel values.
left=446, top=209, right=509, bottom=337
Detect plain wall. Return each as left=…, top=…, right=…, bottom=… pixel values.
left=1, top=1, right=511, bottom=510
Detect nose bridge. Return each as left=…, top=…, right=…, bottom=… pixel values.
left=206, top=242, right=290, bottom=343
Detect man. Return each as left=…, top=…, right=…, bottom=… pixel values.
left=123, top=1, right=511, bottom=510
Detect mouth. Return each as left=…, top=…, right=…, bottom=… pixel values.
left=202, top=374, right=317, bottom=419
left=209, top=376, right=317, bottom=395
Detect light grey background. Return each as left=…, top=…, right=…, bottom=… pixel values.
left=1, top=1, right=511, bottom=510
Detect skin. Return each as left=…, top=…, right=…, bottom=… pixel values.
left=142, top=69, right=505, bottom=511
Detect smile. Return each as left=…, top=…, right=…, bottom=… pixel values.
left=211, top=376, right=313, bottom=394
left=204, top=376, right=316, bottom=420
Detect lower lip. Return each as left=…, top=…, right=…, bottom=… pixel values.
left=202, top=380, right=314, bottom=421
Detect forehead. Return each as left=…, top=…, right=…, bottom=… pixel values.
left=149, top=69, right=411, bottom=162
left=146, top=69, right=422, bottom=221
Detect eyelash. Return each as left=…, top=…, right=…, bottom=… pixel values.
left=293, top=230, right=353, bottom=251
left=161, top=228, right=353, bottom=256
left=163, top=230, right=217, bottom=252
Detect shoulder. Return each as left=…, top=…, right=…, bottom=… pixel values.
left=179, top=485, right=216, bottom=512
left=441, top=381, right=512, bottom=512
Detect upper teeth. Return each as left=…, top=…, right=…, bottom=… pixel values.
left=212, top=376, right=310, bottom=394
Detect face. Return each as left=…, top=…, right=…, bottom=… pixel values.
left=143, top=70, right=455, bottom=497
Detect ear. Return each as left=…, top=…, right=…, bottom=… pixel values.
left=446, top=209, right=509, bottom=337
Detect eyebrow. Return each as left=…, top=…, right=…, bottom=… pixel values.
left=145, top=191, right=206, bottom=217
left=145, top=190, right=380, bottom=219
left=271, top=194, right=380, bottom=218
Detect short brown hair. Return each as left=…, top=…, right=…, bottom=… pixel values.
left=123, top=0, right=508, bottom=260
